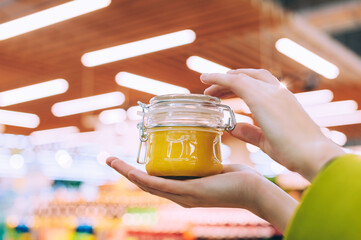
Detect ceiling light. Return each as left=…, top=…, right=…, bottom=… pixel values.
left=81, top=29, right=196, bottom=67
left=97, top=151, right=110, bottom=165
left=115, top=122, right=129, bottom=135
left=305, top=100, right=357, bottom=118
left=294, top=89, right=333, bottom=106
left=99, top=108, right=127, bottom=124
left=0, top=0, right=111, bottom=41
left=9, top=154, right=25, bottom=169
left=321, top=128, right=347, bottom=146
left=52, top=92, right=125, bottom=117
left=0, top=79, right=68, bottom=107
left=275, top=38, right=339, bottom=79
left=270, top=161, right=287, bottom=175
left=30, top=126, right=79, bottom=145
left=330, top=131, right=347, bottom=146
left=31, top=126, right=79, bottom=137
left=314, top=110, right=361, bottom=127
left=127, top=106, right=142, bottom=121
left=186, top=56, right=230, bottom=73
left=115, top=72, right=190, bottom=95
left=246, top=143, right=260, bottom=153
left=234, top=113, right=254, bottom=125
left=0, top=109, right=40, bottom=128
left=55, top=150, right=72, bottom=168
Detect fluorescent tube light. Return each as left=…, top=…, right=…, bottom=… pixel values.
left=31, top=126, right=79, bottom=137
left=115, top=72, right=190, bottom=95
left=246, top=143, right=260, bottom=153
left=30, top=126, right=79, bottom=145
left=294, top=89, right=333, bottom=106
left=305, top=100, right=357, bottom=118
left=52, top=92, right=125, bottom=117
left=97, top=151, right=110, bottom=165
left=0, top=79, right=69, bottom=107
left=234, top=113, right=254, bottom=125
left=219, top=90, right=334, bottom=115
left=81, top=29, right=196, bottom=67
left=321, top=128, right=347, bottom=146
left=330, top=130, right=347, bottom=146
left=186, top=56, right=230, bottom=73
left=9, top=154, right=25, bottom=169
left=99, top=108, right=126, bottom=124
left=275, top=38, right=339, bottom=79
left=127, top=106, right=142, bottom=121
left=55, top=150, right=72, bottom=168
left=0, top=0, right=111, bottom=41
left=314, top=110, right=361, bottom=127
left=0, top=110, right=40, bottom=128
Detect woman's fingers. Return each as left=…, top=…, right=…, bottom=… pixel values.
left=200, top=73, right=255, bottom=95
left=230, top=123, right=264, bottom=149
left=106, top=157, right=135, bottom=177
left=106, top=157, right=199, bottom=207
left=130, top=178, right=192, bottom=208
left=128, top=170, right=196, bottom=195
left=203, top=84, right=235, bottom=98
left=106, top=157, right=197, bottom=196
left=227, top=69, right=279, bottom=84
left=200, top=72, right=269, bottom=102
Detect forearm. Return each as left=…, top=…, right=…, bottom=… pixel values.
left=250, top=177, right=298, bottom=233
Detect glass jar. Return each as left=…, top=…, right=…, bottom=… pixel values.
left=137, top=94, right=235, bottom=179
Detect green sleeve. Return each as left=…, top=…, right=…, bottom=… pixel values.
left=284, top=154, right=361, bottom=240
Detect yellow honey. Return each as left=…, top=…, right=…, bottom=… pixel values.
left=145, top=126, right=223, bottom=177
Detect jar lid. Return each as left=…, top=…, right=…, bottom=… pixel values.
left=138, top=94, right=235, bottom=131
left=150, top=94, right=220, bottom=105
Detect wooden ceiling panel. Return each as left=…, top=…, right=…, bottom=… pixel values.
left=0, top=0, right=360, bottom=142
left=0, top=0, right=69, bottom=22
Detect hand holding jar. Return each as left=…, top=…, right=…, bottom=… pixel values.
left=201, top=69, right=344, bottom=181
left=106, top=156, right=296, bottom=233
left=107, top=68, right=345, bottom=233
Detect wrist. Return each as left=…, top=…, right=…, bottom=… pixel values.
left=246, top=174, right=270, bottom=213
left=303, top=140, right=345, bottom=181
left=251, top=176, right=298, bottom=233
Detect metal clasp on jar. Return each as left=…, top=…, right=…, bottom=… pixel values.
left=136, top=101, right=149, bottom=164
left=219, top=103, right=236, bottom=132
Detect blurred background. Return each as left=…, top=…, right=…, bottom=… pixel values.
left=0, top=0, right=360, bottom=239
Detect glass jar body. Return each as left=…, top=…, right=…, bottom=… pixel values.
left=137, top=94, right=235, bottom=179
left=145, top=126, right=223, bottom=178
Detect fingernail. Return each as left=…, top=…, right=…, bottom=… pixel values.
left=200, top=73, right=209, bottom=81
left=106, top=157, right=114, bottom=166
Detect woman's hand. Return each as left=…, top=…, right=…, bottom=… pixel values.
left=107, top=157, right=263, bottom=209
left=201, top=69, right=345, bottom=181
left=107, top=157, right=298, bottom=233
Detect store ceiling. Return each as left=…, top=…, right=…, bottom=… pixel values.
left=0, top=0, right=361, bottom=142
left=293, top=0, right=361, bottom=58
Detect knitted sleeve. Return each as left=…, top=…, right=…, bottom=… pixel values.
left=284, top=154, right=361, bottom=240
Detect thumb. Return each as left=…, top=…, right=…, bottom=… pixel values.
left=230, top=123, right=264, bottom=148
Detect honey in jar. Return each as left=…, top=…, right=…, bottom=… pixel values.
left=137, top=94, right=235, bottom=179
